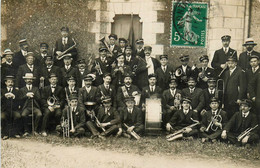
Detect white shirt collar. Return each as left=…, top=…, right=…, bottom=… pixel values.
left=252, top=66, right=259, bottom=72
left=65, top=65, right=71, bottom=69
left=21, top=50, right=27, bottom=56
left=242, top=111, right=249, bottom=118
left=6, top=61, right=13, bottom=65
left=229, top=66, right=236, bottom=74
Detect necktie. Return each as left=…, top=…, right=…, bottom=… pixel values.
left=28, top=85, right=31, bottom=91
left=190, top=89, right=193, bottom=93
left=8, top=88, right=11, bottom=92
left=151, top=87, right=154, bottom=92
left=229, top=70, right=232, bottom=76
left=253, top=67, right=256, bottom=73
left=63, top=38, right=66, bottom=45
left=163, top=66, right=166, bottom=72
left=224, top=48, right=227, bottom=54
left=105, top=85, right=109, bottom=90
left=29, top=65, right=33, bottom=71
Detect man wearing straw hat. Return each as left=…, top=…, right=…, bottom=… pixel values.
left=238, top=38, right=260, bottom=71
left=13, top=39, right=29, bottom=69
left=19, top=73, right=42, bottom=137
left=1, top=49, right=16, bottom=88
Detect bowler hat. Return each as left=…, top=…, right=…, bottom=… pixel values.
left=4, top=75, right=15, bottom=81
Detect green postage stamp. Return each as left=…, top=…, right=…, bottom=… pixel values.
left=171, top=1, right=208, bottom=48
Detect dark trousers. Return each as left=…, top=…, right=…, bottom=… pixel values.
left=1, top=111, right=21, bottom=136
left=200, top=130, right=222, bottom=140
left=41, top=108, right=61, bottom=132
left=162, top=108, right=175, bottom=129
left=21, top=107, right=42, bottom=132
left=86, top=121, right=119, bottom=136
left=226, top=132, right=259, bottom=145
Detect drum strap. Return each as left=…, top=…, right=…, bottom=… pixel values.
left=121, top=86, right=129, bottom=98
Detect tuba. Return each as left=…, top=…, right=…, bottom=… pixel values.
left=47, top=96, right=57, bottom=106
left=100, top=37, right=113, bottom=55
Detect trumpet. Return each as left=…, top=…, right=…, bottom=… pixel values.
left=237, top=125, right=258, bottom=142
left=175, top=68, right=183, bottom=77
left=123, top=123, right=140, bottom=140
left=205, top=110, right=223, bottom=132
left=166, top=118, right=200, bottom=141
left=95, top=60, right=103, bottom=75
left=56, top=38, right=77, bottom=60
left=62, top=116, right=70, bottom=138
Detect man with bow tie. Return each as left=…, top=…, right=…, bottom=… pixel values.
left=200, top=97, right=228, bottom=143
left=56, top=94, right=86, bottom=137
left=181, top=77, right=205, bottom=116
left=118, top=96, right=144, bottom=138
left=211, top=35, right=237, bottom=77
left=97, top=73, right=117, bottom=108
left=155, top=54, right=175, bottom=91
left=162, top=77, right=182, bottom=129
left=41, top=74, right=65, bottom=137
left=15, top=52, right=40, bottom=89
left=117, top=73, right=140, bottom=108
left=40, top=55, right=62, bottom=87
left=1, top=76, right=21, bottom=140
left=1, top=49, right=17, bottom=88
left=54, top=27, right=78, bottom=67
left=60, top=54, right=78, bottom=87
left=166, top=98, right=199, bottom=141
left=19, top=73, right=42, bottom=137
left=221, top=99, right=259, bottom=146
left=35, top=42, right=50, bottom=69
left=91, top=47, right=112, bottom=86
left=222, top=56, right=246, bottom=119
left=13, top=39, right=29, bottom=70
left=238, top=38, right=260, bottom=71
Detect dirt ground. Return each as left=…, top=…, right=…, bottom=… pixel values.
left=1, top=139, right=260, bottom=168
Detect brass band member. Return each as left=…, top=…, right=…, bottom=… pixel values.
left=1, top=49, right=16, bottom=83
left=166, top=97, right=199, bottom=141
left=221, top=99, right=259, bottom=146
left=124, top=45, right=139, bottom=82
left=1, top=76, right=21, bottom=140
left=202, top=77, right=217, bottom=111
left=56, top=94, right=86, bottom=137
left=162, top=77, right=182, bottom=129
left=134, top=38, right=145, bottom=59
left=200, top=97, right=228, bottom=143
left=108, top=34, right=120, bottom=61
left=119, top=38, right=127, bottom=54
left=60, top=54, right=78, bottom=87
left=155, top=54, right=175, bottom=91
left=41, top=73, right=65, bottom=137
left=54, top=26, right=78, bottom=67
left=118, top=96, right=144, bottom=138
left=196, top=55, right=215, bottom=89
left=211, top=35, right=237, bottom=76
left=222, top=56, right=246, bottom=119
left=65, top=76, right=79, bottom=98
left=35, top=42, right=49, bottom=69
left=19, top=73, right=42, bottom=137
left=76, top=59, right=89, bottom=88
left=117, top=73, right=140, bottom=108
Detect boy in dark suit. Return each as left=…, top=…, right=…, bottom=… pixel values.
left=200, top=97, right=228, bottom=142
left=56, top=94, right=86, bottom=137
left=202, top=78, right=218, bottom=111
left=118, top=96, right=144, bottom=138
left=166, top=97, right=199, bottom=141
left=1, top=76, right=21, bottom=140
left=41, top=74, right=65, bottom=137
left=19, top=73, right=42, bottom=137
left=211, top=35, right=237, bottom=76
left=155, top=55, right=175, bottom=91
left=221, top=99, right=259, bottom=146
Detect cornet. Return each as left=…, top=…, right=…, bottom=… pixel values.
left=95, top=60, right=103, bottom=75
left=205, top=110, right=223, bottom=132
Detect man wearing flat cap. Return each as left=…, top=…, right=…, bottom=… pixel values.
left=245, top=55, right=260, bottom=89
left=155, top=54, right=175, bottom=91
left=119, top=38, right=127, bottom=54
left=91, top=47, right=112, bottom=86
left=54, top=26, right=78, bottom=67
left=134, top=38, right=145, bottom=59
left=202, top=77, right=219, bottom=111
left=222, top=56, right=246, bottom=119
left=221, top=99, right=259, bottom=146
left=15, top=52, right=40, bottom=89
left=108, top=34, right=120, bottom=61
left=41, top=73, right=65, bottom=137
left=35, top=42, right=50, bottom=69
left=76, top=59, right=89, bottom=88
left=124, top=45, right=140, bottom=83
left=211, top=35, right=237, bottom=77
left=13, top=39, right=29, bottom=70
left=65, top=76, right=79, bottom=99
left=238, top=38, right=260, bottom=71
left=1, top=49, right=16, bottom=87
left=60, top=54, right=78, bottom=87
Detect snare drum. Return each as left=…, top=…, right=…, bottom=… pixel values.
left=145, top=98, right=162, bottom=134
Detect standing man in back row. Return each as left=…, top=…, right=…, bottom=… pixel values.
left=211, top=35, right=237, bottom=77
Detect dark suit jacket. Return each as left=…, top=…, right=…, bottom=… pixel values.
left=222, top=66, right=246, bottom=106
left=41, top=85, right=65, bottom=109
left=168, top=109, right=199, bottom=127
left=245, top=67, right=260, bottom=88
left=60, top=66, right=78, bottom=87
left=134, top=49, right=145, bottom=59
left=211, top=47, right=237, bottom=76
left=35, top=53, right=48, bottom=69
left=111, top=64, right=131, bottom=87
left=109, top=44, right=121, bottom=62
left=117, top=84, right=140, bottom=108
left=248, top=71, right=260, bottom=113
left=54, top=36, right=78, bottom=67
left=98, top=84, right=117, bottom=107
left=196, top=67, right=216, bottom=89
left=65, top=86, right=79, bottom=97
left=224, top=111, right=258, bottom=134
left=18, top=86, right=41, bottom=110
left=119, top=106, right=143, bottom=128
left=76, top=68, right=89, bottom=88
left=181, top=87, right=205, bottom=112
left=40, top=65, right=62, bottom=86
left=135, top=57, right=161, bottom=89
left=1, top=62, right=17, bottom=88
left=97, top=107, right=120, bottom=125
left=91, top=57, right=112, bottom=86
left=140, top=86, right=162, bottom=105
left=15, top=64, right=40, bottom=88
left=124, top=55, right=139, bottom=76
left=238, top=50, right=260, bottom=71
left=155, top=65, right=175, bottom=91
left=202, top=88, right=217, bottom=111
left=175, top=65, right=195, bottom=89
left=13, top=50, right=27, bottom=70
left=1, top=87, right=20, bottom=111
left=201, top=109, right=228, bottom=129
left=78, top=86, right=100, bottom=109
left=162, top=88, right=182, bottom=110
left=61, top=105, right=86, bottom=129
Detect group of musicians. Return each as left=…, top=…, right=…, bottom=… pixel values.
left=1, top=27, right=260, bottom=146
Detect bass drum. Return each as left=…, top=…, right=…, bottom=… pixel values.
left=145, top=98, right=162, bottom=135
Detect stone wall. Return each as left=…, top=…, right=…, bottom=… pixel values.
left=250, top=0, right=260, bottom=51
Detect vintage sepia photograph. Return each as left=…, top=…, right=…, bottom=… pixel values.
left=1, top=0, right=260, bottom=167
